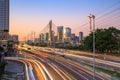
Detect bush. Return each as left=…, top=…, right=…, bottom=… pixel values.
left=0, top=60, right=8, bottom=66
left=0, top=60, right=8, bottom=77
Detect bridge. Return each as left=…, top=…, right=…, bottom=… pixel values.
left=38, top=20, right=74, bottom=48
left=39, top=20, right=57, bottom=47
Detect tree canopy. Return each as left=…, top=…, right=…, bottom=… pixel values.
left=82, top=27, right=120, bottom=54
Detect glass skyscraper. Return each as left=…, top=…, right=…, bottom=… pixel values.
left=57, top=26, right=63, bottom=42
left=0, top=0, right=9, bottom=50
left=79, top=32, right=84, bottom=42
left=64, top=27, right=71, bottom=42
left=0, top=0, right=9, bottom=31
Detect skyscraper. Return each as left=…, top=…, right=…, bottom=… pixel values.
left=71, top=33, right=75, bottom=42
left=79, top=32, right=84, bottom=42
left=71, top=33, right=76, bottom=46
left=64, top=27, right=71, bottom=42
left=0, top=0, right=9, bottom=49
left=44, top=33, right=49, bottom=42
left=39, top=33, right=44, bottom=43
left=0, top=0, right=9, bottom=31
left=57, top=26, right=63, bottom=42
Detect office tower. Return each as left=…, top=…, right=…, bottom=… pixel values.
left=71, top=33, right=75, bottom=41
left=71, top=33, right=76, bottom=46
left=44, top=33, right=49, bottom=42
left=0, top=0, right=9, bottom=32
left=34, top=38, right=40, bottom=44
left=64, top=27, right=71, bottom=42
left=57, top=26, right=63, bottom=42
left=79, top=32, right=84, bottom=42
left=0, top=0, right=9, bottom=49
left=39, top=33, right=44, bottom=43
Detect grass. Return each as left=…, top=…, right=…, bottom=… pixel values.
left=112, top=53, right=120, bottom=57
left=95, top=66, right=120, bottom=78
left=66, top=57, right=120, bottom=79
left=80, top=62, right=120, bottom=79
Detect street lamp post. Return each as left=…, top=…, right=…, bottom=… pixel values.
left=88, top=14, right=96, bottom=80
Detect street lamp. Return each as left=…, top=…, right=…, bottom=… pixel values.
left=88, top=14, right=96, bottom=80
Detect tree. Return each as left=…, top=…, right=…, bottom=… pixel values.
left=0, top=46, right=4, bottom=63
left=82, top=27, right=120, bottom=54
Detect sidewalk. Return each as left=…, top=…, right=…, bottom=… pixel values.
left=1, top=60, right=25, bottom=80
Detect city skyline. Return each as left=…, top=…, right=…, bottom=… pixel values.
left=9, top=0, right=120, bottom=41
left=0, top=1, right=120, bottom=80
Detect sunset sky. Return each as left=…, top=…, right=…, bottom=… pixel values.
left=10, top=0, right=120, bottom=41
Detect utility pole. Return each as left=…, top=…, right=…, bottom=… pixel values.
left=88, top=14, right=92, bottom=32
left=88, top=14, right=96, bottom=80
left=31, top=31, right=33, bottom=42
left=49, top=20, right=52, bottom=47
left=33, top=32, right=35, bottom=43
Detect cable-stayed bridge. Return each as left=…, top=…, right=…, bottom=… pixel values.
left=39, top=20, right=58, bottom=47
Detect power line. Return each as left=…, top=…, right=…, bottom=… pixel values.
left=76, top=1, right=120, bottom=30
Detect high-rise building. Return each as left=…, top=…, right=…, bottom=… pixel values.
left=79, top=32, right=84, bottom=42
left=11, top=35, right=18, bottom=43
left=39, top=33, right=44, bottom=43
left=71, top=33, right=76, bottom=46
left=0, top=0, right=9, bottom=49
left=44, top=33, right=49, bottom=42
left=34, top=38, right=40, bottom=44
left=75, top=36, right=79, bottom=46
left=0, top=0, right=9, bottom=32
left=57, top=26, right=63, bottom=42
left=64, top=27, right=71, bottom=42
left=71, top=33, right=75, bottom=41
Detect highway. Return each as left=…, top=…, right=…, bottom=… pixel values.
left=40, top=47, right=120, bottom=72
left=22, top=51, right=73, bottom=80
left=19, top=45, right=110, bottom=80
left=54, top=50, right=120, bottom=72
